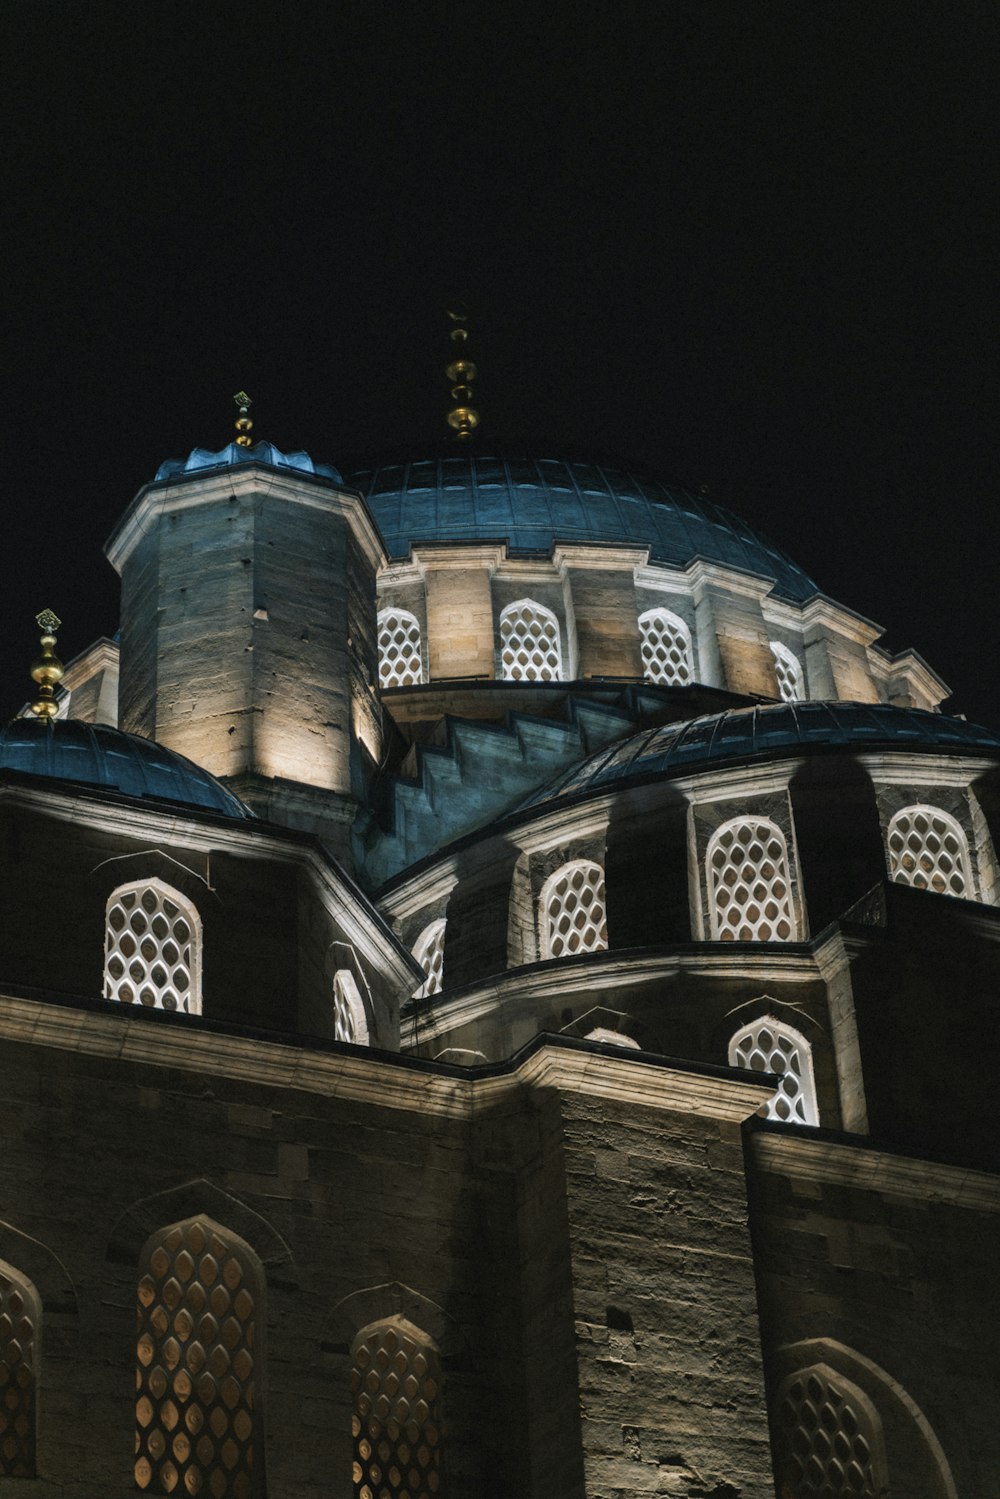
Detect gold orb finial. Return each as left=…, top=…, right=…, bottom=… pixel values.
left=446, top=306, right=479, bottom=441
left=233, top=390, right=254, bottom=448
left=30, top=609, right=64, bottom=719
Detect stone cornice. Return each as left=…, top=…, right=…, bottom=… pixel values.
left=799, top=594, right=883, bottom=647
left=551, top=543, right=649, bottom=572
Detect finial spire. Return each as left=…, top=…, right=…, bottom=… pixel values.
left=445, top=306, right=479, bottom=441
left=233, top=391, right=254, bottom=448
left=30, top=609, right=64, bottom=719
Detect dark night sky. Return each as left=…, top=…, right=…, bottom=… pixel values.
left=1, top=2, right=996, bottom=723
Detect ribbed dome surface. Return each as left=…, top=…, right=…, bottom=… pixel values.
left=348, top=455, right=819, bottom=603
left=519, top=703, right=1000, bottom=813
left=0, top=719, right=254, bottom=818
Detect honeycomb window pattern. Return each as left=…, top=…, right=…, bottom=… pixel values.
left=378, top=609, right=423, bottom=689
left=729, top=1017, right=818, bottom=1125
left=770, top=640, right=805, bottom=702
left=638, top=608, right=694, bottom=686
left=135, top=1218, right=262, bottom=1499
left=105, top=880, right=202, bottom=1014
left=886, top=805, right=973, bottom=898
left=351, top=1320, right=443, bottom=1499
left=412, top=919, right=446, bottom=999
left=707, top=817, right=797, bottom=942
left=333, top=969, right=370, bottom=1045
left=776, top=1367, right=882, bottom=1497
left=540, top=861, right=608, bottom=959
left=499, top=599, right=562, bottom=682
left=0, top=1267, right=39, bottom=1478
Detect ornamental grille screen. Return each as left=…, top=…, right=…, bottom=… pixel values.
left=0, top=1268, right=38, bottom=1477
left=378, top=610, right=423, bottom=689
left=638, top=609, right=694, bottom=686
left=499, top=600, right=561, bottom=681
left=729, top=1018, right=818, bottom=1124
left=105, top=881, right=201, bottom=1013
left=412, top=920, right=446, bottom=998
left=351, top=1322, right=443, bottom=1499
left=135, top=1219, right=261, bottom=1499
left=542, top=861, right=608, bottom=959
left=770, top=641, right=804, bottom=702
left=333, top=971, right=358, bottom=1042
left=776, top=1368, right=880, bottom=1497
left=886, top=806, right=973, bottom=898
left=707, top=818, right=796, bottom=942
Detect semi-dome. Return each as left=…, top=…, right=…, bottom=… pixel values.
left=347, top=454, right=819, bottom=603
left=519, top=702, right=1000, bottom=814
left=0, top=718, right=254, bottom=819
left=155, top=441, right=343, bottom=484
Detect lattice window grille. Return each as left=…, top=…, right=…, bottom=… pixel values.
left=351, top=1320, right=443, bottom=1499
left=333, top=970, right=370, bottom=1045
left=105, top=880, right=202, bottom=1014
left=729, top=1017, right=818, bottom=1125
left=0, top=1267, right=38, bottom=1477
left=776, top=1367, right=880, bottom=1497
left=886, top=805, right=973, bottom=898
left=770, top=640, right=805, bottom=702
left=136, top=1218, right=261, bottom=1499
left=412, top=920, right=446, bottom=999
left=378, top=609, right=423, bottom=689
left=707, top=817, right=797, bottom=942
left=541, top=861, right=608, bottom=959
left=638, top=608, right=694, bottom=686
left=499, top=599, right=562, bottom=682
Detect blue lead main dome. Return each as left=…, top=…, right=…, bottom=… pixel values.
left=348, top=454, right=820, bottom=604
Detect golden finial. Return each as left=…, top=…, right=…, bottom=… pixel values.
left=445, top=305, right=479, bottom=441
left=233, top=391, right=254, bottom=448
left=30, top=609, right=64, bottom=719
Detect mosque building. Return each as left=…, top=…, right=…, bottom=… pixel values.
left=0, top=338, right=996, bottom=1498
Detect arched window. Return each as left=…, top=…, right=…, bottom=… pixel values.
left=638, top=608, right=694, bottom=686
left=0, top=1264, right=40, bottom=1477
left=105, top=880, right=202, bottom=1014
left=135, top=1218, right=263, bottom=1498
left=351, top=1318, right=444, bottom=1499
left=378, top=608, right=423, bottom=689
left=707, top=817, right=797, bottom=942
left=886, top=804, right=974, bottom=898
left=540, top=860, right=608, bottom=959
left=729, top=1015, right=818, bottom=1125
left=412, top=919, right=446, bottom=999
left=499, top=599, right=561, bottom=682
left=775, top=1364, right=885, bottom=1497
left=770, top=640, right=805, bottom=702
left=333, top=969, right=370, bottom=1045
left=584, top=1027, right=640, bottom=1049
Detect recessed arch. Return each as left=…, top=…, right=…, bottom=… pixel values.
left=412, top=918, right=446, bottom=998
left=706, top=816, right=798, bottom=942
left=638, top=607, right=694, bottom=686
left=378, top=607, right=423, bottom=688
left=885, top=804, right=975, bottom=899
left=539, top=859, right=608, bottom=960
left=499, top=598, right=562, bottom=681
left=104, top=878, right=203, bottom=1014
left=729, top=1014, right=819, bottom=1125
left=332, top=968, right=370, bottom=1045
left=0, top=1261, right=41, bottom=1477
left=770, top=640, right=805, bottom=701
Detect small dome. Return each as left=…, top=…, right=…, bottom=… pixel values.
left=155, top=441, right=342, bottom=484
left=0, top=719, right=254, bottom=819
left=520, top=703, right=1000, bottom=814
left=347, top=454, right=818, bottom=603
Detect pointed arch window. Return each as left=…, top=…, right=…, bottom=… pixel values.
left=378, top=608, right=423, bottom=689
left=412, top=919, right=446, bottom=999
left=0, top=1264, right=40, bottom=1477
left=886, top=804, right=974, bottom=899
left=729, top=1015, right=818, bottom=1125
left=499, top=599, right=561, bottom=682
left=706, top=817, right=797, bottom=942
left=135, top=1218, right=263, bottom=1498
left=540, top=860, right=608, bottom=959
left=333, top=970, right=370, bottom=1045
left=105, top=880, right=202, bottom=1014
left=769, top=640, right=805, bottom=702
left=638, top=608, right=694, bottom=686
left=351, top=1319, right=444, bottom=1499
left=775, top=1365, right=885, bottom=1497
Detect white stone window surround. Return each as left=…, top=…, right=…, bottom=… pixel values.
left=104, top=878, right=203, bottom=1014
left=885, top=803, right=975, bottom=899
left=584, top=1027, right=640, bottom=1049
left=539, top=859, right=609, bottom=960
left=499, top=598, right=563, bottom=682
left=638, top=606, right=695, bottom=686
left=377, top=605, right=423, bottom=689
left=412, top=917, right=446, bottom=998
left=332, top=969, right=370, bottom=1045
left=769, top=639, right=805, bottom=702
left=729, top=1014, right=819, bottom=1125
left=706, top=815, right=798, bottom=942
